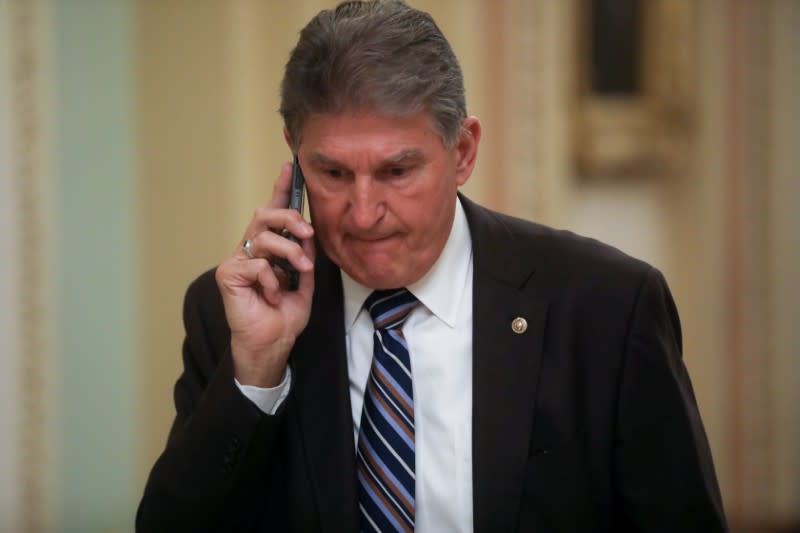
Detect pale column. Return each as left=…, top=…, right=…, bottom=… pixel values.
left=673, top=0, right=731, bottom=514
left=0, top=1, right=21, bottom=529
left=721, top=0, right=774, bottom=522
left=766, top=0, right=800, bottom=521
left=506, top=0, right=574, bottom=226
left=4, top=0, right=57, bottom=530
left=688, top=0, right=800, bottom=524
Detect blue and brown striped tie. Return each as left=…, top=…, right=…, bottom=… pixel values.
left=357, top=288, right=419, bottom=533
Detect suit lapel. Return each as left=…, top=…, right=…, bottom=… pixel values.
left=290, top=251, right=359, bottom=532
left=462, top=196, right=548, bottom=533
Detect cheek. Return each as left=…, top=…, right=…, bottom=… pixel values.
left=308, top=195, right=349, bottom=259
left=308, top=190, right=336, bottom=226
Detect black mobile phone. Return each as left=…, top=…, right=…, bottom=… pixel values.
left=276, top=155, right=306, bottom=291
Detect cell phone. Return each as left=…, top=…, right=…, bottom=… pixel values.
left=276, top=155, right=306, bottom=291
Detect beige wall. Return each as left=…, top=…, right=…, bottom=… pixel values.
left=137, top=0, right=233, bottom=489
left=136, top=1, right=800, bottom=527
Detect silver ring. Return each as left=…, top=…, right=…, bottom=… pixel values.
left=242, top=239, right=254, bottom=259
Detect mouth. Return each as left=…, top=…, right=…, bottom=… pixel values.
left=344, top=233, right=402, bottom=253
left=360, top=235, right=394, bottom=243
left=347, top=232, right=398, bottom=243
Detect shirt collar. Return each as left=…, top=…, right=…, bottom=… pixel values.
left=341, top=197, right=473, bottom=331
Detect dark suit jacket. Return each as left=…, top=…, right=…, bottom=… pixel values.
left=137, top=196, right=727, bottom=532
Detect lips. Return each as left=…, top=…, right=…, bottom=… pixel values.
left=347, top=232, right=398, bottom=243
left=360, top=235, right=394, bottom=243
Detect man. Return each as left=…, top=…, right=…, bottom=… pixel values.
left=138, top=1, right=727, bottom=531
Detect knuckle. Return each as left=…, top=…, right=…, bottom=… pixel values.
left=215, top=262, right=235, bottom=285
left=259, top=269, right=277, bottom=289
left=286, top=210, right=303, bottom=225
left=292, top=242, right=306, bottom=260
left=217, top=258, right=233, bottom=275
left=256, top=230, right=277, bottom=249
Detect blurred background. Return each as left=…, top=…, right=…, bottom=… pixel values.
left=0, top=0, right=797, bottom=531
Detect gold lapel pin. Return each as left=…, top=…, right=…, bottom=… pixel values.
left=511, top=317, right=527, bottom=334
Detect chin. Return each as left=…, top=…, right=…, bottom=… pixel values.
left=332, top=247, right=425, bottom=288
left=344, top=265, right=409, bottom=290
left=353, top=272, right=402, bottom=290
left=340, top=256, right=402, bottom=288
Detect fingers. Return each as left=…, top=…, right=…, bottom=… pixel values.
left=268, top=161, right=295, bottom=209
left=297, top=234, right=317, bottom=296
left=223, top=161, right=315, bottom=302
left=240, top=206, right=312, bottom=249
left=241, top=230, right=314, bottom=273
left=217, top=250, right=292, bottom=307
left=237, top=159, right=312, bottom=246
left=255, top=260, right=282, bottom=306
left=217, top=255, right=273, bottom=298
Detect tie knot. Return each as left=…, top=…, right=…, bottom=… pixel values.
left=364, top=288, right=419, bottom=330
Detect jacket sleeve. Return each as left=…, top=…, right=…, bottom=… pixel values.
left=136, top=270, right=289, bottom=532
left=614, top=267, right=728, bottom=532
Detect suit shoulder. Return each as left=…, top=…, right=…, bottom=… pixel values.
left=465, top=199, right=657, bottom=295
left=485, top=205, right=650, bottom=271
left=522, top=216, right=648, bottom=276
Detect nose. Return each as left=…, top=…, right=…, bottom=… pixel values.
left=349, top=174, right=384, bottom=230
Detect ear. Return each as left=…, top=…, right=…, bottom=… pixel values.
left=283, top=128, right=294, bottom=152
left=453, top=116, right=481, bottom=186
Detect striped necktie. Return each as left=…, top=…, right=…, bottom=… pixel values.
left=357, top=288, right=419, bottom=533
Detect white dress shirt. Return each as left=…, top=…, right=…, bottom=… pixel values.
left=238, top=198, right=474, bottom=532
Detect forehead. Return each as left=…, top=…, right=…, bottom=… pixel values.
left=298, top=111, right=446, bottom=154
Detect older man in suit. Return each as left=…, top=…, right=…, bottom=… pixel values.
left=137, top=1, right=727, bottom=531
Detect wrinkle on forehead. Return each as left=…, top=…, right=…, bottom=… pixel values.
left=308, top=149, right=426, bottom=169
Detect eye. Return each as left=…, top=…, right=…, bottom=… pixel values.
left=389, top=167, right=406, bottom=176
left=327, top=168, right=344, bottom=178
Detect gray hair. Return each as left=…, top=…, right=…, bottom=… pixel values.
left=280, top=0, right=467, bottom=151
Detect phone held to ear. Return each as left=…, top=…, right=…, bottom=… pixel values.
left=274, top=155, right=306, bottom=291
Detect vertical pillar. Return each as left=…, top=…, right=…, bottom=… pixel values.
left=53, top=0, right=137, bottom=528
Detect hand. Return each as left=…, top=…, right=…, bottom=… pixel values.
left=215, top=162, right=315, bottom=387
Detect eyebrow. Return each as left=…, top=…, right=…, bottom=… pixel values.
left=383, top=149, right=425, bottom=165
left=308, top=149, right=425, bottom=168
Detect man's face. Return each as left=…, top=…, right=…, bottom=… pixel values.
left=295, top=111, right=480, bottom=289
